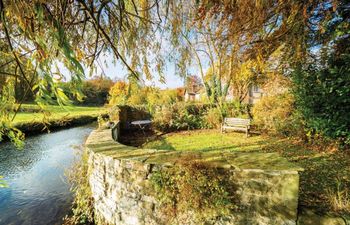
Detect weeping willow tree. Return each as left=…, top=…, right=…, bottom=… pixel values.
left=0, top=0, right=340, bottom=146
left=0, top=0, right=166, bottom=146
left=193, top=0, right=332, bottom=61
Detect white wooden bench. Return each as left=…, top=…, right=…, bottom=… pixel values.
left=221, top=117, right=251, bottom=137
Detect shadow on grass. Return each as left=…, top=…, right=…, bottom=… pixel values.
left=119, top=129, right=176, bottom=151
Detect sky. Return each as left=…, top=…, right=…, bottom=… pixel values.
left=58, top=51, right=200, bottom=90
left=96, top=56, right=184, bottom=89
left=90, top=52, right=187, bottom=89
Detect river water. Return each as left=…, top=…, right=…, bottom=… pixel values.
left=0, top=124, right=96, bottom=225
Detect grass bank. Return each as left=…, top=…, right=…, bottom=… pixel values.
left=142, top=129, right=350, bottom=215
left=13, top=104, right=106, bottom=134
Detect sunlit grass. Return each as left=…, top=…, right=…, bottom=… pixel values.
left=142, top=129, right=267, bottom=152
left=13, top=104, right=106, bottom=124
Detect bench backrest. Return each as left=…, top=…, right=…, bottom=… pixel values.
left=224, top=117, right=251, bottom=126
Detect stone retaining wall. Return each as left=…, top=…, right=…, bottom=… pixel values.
left=86, top=128, right=304, bottom=225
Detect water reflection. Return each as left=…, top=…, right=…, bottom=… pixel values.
left=0, top=124, right=95, bottom=225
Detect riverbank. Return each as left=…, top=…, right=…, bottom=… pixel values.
left=13, top=104, right=107, bottom=135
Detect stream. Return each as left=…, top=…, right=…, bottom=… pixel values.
left=0, top=124, right=96, bottom=225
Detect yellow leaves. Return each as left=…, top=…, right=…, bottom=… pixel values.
left=108, top=81, right=129, bottom=105
left=75, top=48, right=84, bottom=62
left=110, top=81, right=128, bottom=95
left=142, top=57, right=152, bottom=80
left=5, top=1, right=35, bottom=33
left=25, top=57, right=34, bottom=72
left=140, top=0, right=150, bottom=20
left=109, top=80, right=181, bottom=107
left=252, top=92, right=295, bottom=133
left=254, top=0, right=268, bottom=10
left=230, top=59, right=256, bottom=82
left=56, top=87, right=70, bottom=105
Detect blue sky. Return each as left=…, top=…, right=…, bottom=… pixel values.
left=59, top=52, right=187, bottom=89
left=91, top=53, right=187, bottom=89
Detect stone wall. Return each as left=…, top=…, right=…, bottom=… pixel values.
left=86, top=129, right=304, bottom=225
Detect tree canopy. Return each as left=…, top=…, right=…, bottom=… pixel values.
left=0, top=0, right=347, bottom=146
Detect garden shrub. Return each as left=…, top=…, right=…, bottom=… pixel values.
left=150, top=154, right=236, bottom=223
left=203, top=107, right=223, bottom=129
left=222, top=101, right=250, bottom=119
left=152, top=102, right=250, bottom=131
left=292, top=51, right=350, bottom=146
left=290, top=11, right=350, bottom=147
left=172, top=110, right=204, bottom=130
left=152, top=105, right=174, bottom=131
left=184, top=103, right=214, bottom=115
left=252, top=92, right=303, bottom=136
left=152, top=103, right=205, bottom=131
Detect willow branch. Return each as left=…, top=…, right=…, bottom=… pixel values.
left=0, top=71, right=21, bottom=78
left=78, top=0, right=139, bottom=79
left=0, top=49, right=35, bottom=70
left=0, top=0, right=35, bottom=96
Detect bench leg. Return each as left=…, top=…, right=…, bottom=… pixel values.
left=246, top=129, right=249, bottom=137
left=221, top=125, right=226, bottom=133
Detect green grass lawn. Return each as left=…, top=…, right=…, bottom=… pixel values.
left=143, top=129, right=350, bottom=215
left=13, top=104, right=106, bottom=124
left=143, top=129, right=268, bottom=152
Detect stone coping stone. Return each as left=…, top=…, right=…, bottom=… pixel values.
left=86, top=129, right=304, bottom=173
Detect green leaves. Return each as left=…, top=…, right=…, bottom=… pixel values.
left=0, top=81, right=25, bottom=148
left=292, top=43, right=350, bottom=146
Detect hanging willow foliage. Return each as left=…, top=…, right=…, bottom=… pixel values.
left=0, top=0, right=340, bottom=146
left=0, top=0, right=165, bottom=146
left=194, top=0, right=338, bottom=59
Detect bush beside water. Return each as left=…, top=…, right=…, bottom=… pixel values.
left=64, top=149, right=94, bottom=225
